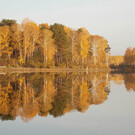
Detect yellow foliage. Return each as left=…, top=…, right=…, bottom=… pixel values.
left=80, top=28, right=91, bottom=61
left=110, top=56, right=124, bottom=66
left=0, top=26, right=11, bottom=57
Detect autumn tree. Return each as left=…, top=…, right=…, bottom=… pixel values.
left=10, top=23, right=24, bottom=65
left=90, top=35, right=109, bottom=67
left=69, top=29, right=77, bottom=64
left=78, top=28, right=91, bottom=67
left=39, top=25, right=56, bottom=67
left=66, top=27, right=91, bottom=68
left=22, top=19, right=39, bottom=63
left=124, top=47, right=135, bottom=65
left=0, top=26, right=12, bottom=59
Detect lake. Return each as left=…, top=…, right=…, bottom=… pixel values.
left=0, top=72, right=135, bottom=135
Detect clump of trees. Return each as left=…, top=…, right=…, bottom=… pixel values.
left=0, top=18, right=110, bottom=68
left=110, top=56, right=124, bottom=66
left=110, top=47, right=135, bottom=71
left=124, top=48, right=135, bottom=65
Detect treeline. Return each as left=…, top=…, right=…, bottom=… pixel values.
left=124, top=48, right=135, bottom=65
left=0, top=19, right=110, bottom=68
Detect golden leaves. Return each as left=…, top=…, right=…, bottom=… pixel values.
left=0, top=26, right=11, bottom=57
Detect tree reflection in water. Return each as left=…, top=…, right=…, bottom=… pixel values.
left=0, top=72, right=134, bottom=122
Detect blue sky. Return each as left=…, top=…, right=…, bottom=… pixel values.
left=0, top=0, right=135, bottom=55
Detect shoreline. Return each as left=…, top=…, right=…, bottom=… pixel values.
left=0, top=67, right=135, bottom=74
left=0, top=67, right=111, bottom=73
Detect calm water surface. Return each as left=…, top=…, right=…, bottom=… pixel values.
left=0, top=72, right=135, bottom=135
